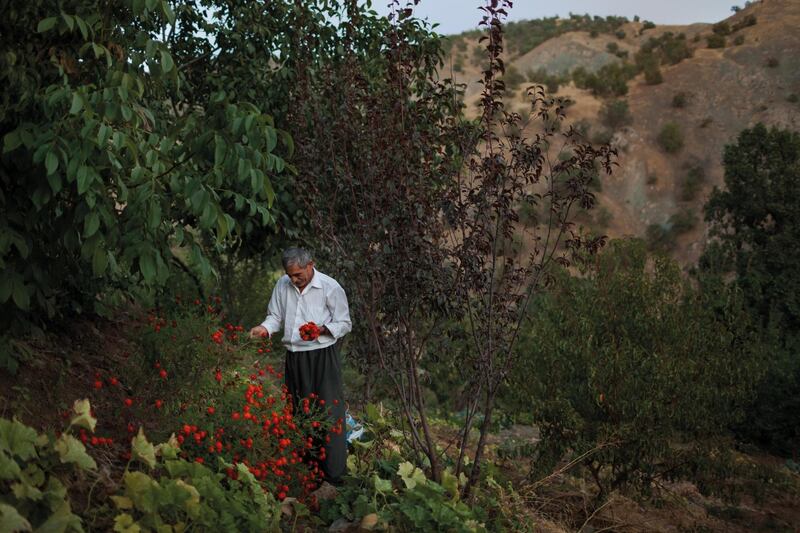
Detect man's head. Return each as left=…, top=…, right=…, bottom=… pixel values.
left=282, top=247, right=315, bottom=290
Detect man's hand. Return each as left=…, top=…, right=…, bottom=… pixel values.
left=249, top=325, right=269, bottom=339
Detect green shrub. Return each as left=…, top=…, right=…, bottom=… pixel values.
left=681, top=165, right=706, bottom=201
left=591, top=129, right=614, bottom=145
left=668, top=208, right=698, bottom=233
left=319, top=407, right=486, bottom=531
left=707, top=34, right=726, bottom=48
left=502, top=65, right=526, bottom=91
left=643, top=21, right=656, bottom=30
left=646, top=223, right=677, bottom=252
left=712, top=22, right=731, bottom=36
left=733, top=35, right=745, bottom=45
left=672, top=92, right=689, bottom=108
left=766, top=57, right=779, bottom=68
left=658, top=122, right=684, bottom=153
left=615, top=29, right=626, bottom=40
left=644, top=64, right=663, bottom=85
left=572, top=63, right=637, bottom=97
left=600, top=99, right=632, bottom=130
left=731, top=14, right=757, bottom=31
left=511, top=240, right=762, bottom=498
left=110, top=432, right=283, bottom=531
left=606, top=42, right=619, bottom=54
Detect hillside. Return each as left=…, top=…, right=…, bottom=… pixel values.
left=444, top=0, right=800, bottom=265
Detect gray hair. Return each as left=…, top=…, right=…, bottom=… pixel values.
left=282, top=247, right=313, bottom=269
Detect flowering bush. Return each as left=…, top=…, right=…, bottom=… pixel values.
left=76, top=297, right=334, bottom=503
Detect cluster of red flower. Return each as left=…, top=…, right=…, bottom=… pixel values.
left=299, top=321, right=321, bottom=341
left=80, top=298, right=334, bottom=503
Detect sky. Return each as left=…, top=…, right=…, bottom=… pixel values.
left=370, top=0, right=739, bottom=35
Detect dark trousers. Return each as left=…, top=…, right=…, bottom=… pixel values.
left=284, top=342, right=347, bottom=483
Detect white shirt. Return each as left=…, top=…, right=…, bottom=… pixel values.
left=260, top=269, right=352, bottom=352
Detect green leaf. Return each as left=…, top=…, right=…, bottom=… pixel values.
left=372, top=474, right=393, bottom=494
left=36, top=500, right=82, bottom=532
left=113, top=512, right=141, bottom=533
left=214, top=135, right=225, bottom=167
left=69, top=399, right=97, bottom=432
left=54, top=434, right=97, bottom=470
left=123, top=471, right=159, bottom=513
left=11, top=283, right=30, bottom=311
left=147, top=203, right=161, bottom=231
left=0, top=503, right=31, bottom=532
left=45, top=151, right=58, bottom=175
left=92, top=247, right=109, bottom=276
left=131, top=427, right=156, bottom=469
left=77, top=165, right=92, bottom=194
left=145, top=0, right=158, bottom=10
left=3, top=130, right=22, bottom=153
left=61, top=13, right=74, bottom=31
left=0, top=451, right=21, bottom=479
left=139, top=253, right=155, bottom=283
left=83, top=212, right=100, bottom=238
left=397, top=461, right=426, bottom=490
left=37, top=17, right=57, bottom=33
left=69, top=93, right=83, bottom=114
left=110, top=496, right=133, bottom=510
left=75, top=16, right=88, bottom=40
left=160, top=50, right=174, bottom=73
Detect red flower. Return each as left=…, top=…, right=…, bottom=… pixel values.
left=124, top=398, right=133, bottom=407
left=159, top=369, right=168, bottom=379
left=298, top=322, right=321, bottom=341
left=207, top=406, right=215, bottom=415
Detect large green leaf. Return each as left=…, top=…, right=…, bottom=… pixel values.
left=69, top=399, right=97, bottom=432
left=131, top=428, right=156, bottom=469
left=0, top=419, right=39, bottom=460
left=0, top=503, right=32, bottom=532
left=54, top=434, right=97, bottom=470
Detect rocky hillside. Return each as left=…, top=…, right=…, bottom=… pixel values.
left=445, top=0, right=800, bottom=265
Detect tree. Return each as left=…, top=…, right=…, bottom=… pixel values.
left=510, top=239, right=760, bottom=499
left=701, top=124, right=800, bottom=455
left=446, top=0, right=615, bottom=495
left=0, top=0, right=291, bottom=348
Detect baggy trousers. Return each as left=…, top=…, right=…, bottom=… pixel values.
left=284, top=342, right=347, bottom=483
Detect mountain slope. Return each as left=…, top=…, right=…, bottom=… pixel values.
left=445, top=0, right=800, bottom=265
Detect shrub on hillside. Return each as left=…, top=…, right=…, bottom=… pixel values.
left=765, top=57, right=779, bottom=68
left=615, top=29, right=626, bottom=40
left=600, top=99, right=632, bottom=130
left=658, top=122, right=684, bottom=153
left=672, top=92, right=689, bottom=108
left=644, top=64, right=663, bottom=85
left=511, top=240, right=762, bottom=498
left=501, top=65, right=526, bottom=91
left=642, top=21, right=656, bottom=30
left=707, top=34, right=726, bottom=48
left=681, top=165, right=706, bottom=201
left=572, top=63, right=637, bottom=97
left=712, top=22, right=731, bottom=36
left=733, top=35, right=745, bottom=46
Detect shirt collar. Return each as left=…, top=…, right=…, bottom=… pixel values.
left=308, top=269, right=323, bottom=289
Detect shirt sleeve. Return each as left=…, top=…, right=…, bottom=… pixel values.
left=322, top=284, right=352, bottom=340
left=260, top=280, right=284, bottom=336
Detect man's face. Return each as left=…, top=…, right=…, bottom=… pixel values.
left=285, top=261, right=314, bottom=290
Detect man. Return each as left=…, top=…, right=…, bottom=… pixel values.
left=249, top=247, right=351, bottom=487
